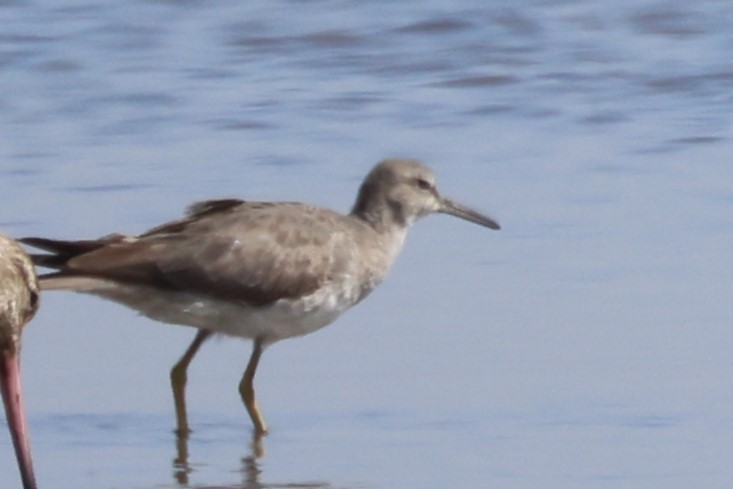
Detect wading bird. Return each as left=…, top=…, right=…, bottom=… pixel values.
left=23, top=159, right=500, bottom=436
left=1, top=234, right=40, bottom=489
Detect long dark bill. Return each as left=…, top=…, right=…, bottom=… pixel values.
left=439, top=197, right=501, bottom=230
left=0, top=352, right=37, bottom=489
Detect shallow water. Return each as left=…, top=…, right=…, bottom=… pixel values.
left=2, top=1, right=733, bottom=488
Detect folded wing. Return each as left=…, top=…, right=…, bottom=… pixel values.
left=23, top=200, right=355, bottom=307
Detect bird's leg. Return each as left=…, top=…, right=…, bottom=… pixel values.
left=239, top=338, right=268, bottom=436
left=170, top=329, right=212, bottom=437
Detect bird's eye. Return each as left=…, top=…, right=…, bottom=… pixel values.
left=415, top=178, right=432, bottom=191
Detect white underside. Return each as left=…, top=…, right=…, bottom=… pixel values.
left=45, top=276, right=365, bottom=345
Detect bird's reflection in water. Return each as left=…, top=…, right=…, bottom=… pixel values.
left=173, top=428, right=195, bottom=485
left=175, top=427, right=260, bottom=485
left=173, top=430, right=334, bottom=489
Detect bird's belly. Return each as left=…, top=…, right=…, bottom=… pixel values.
left=86, top=281, right=362, bottom=344
left=183, top=290, right=356, bottom=342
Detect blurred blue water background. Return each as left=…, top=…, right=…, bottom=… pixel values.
left=2, top=1, right=733, bottom=488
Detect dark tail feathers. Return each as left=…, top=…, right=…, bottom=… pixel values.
left=21, top=234, right=129, bottom=270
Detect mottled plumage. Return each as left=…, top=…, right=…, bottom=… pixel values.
left=0, top=233, right=40, bottom=489
left=22, top=158, right=500, bottom=436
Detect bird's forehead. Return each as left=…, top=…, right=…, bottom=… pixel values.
left=414, top=166, right=436, bottom=182
left=392, top=161, right=435, bottom=181
left=404, top=166, right=437, bottom=189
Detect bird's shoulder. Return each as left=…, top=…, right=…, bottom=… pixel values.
left=144, top=199, right=349, bottom=244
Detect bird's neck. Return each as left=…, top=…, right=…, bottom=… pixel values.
left=350, top=183, right=411, bottom=233
left=346, top=212, right=408, bottom=305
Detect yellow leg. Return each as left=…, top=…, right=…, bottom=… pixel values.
left=239, top=338, right=268, bottom=435
left=170, top=329, right=212, bottom=436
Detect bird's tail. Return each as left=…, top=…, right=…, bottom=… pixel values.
left=21, top=234, right=128, bottom=268
left=20, top=235, right=131, bottom=290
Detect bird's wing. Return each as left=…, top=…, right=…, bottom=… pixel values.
left=59, top=201, right=354, bottom=306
